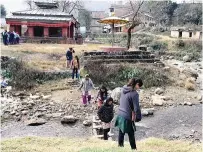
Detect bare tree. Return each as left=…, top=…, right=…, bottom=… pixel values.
left=24, top=0, right=33, bottom=10
left=127, top=0, right=144, bottom=49
left=58, top=0, right=83, bottom=13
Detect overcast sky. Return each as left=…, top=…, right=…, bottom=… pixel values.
left=0, top=0, right=201, bottom=16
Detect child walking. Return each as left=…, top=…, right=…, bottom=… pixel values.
left=71, top=56, right=80, bottom=80
left=97, top=97, right=114, bottom=140
left=95, top=86, right=108, bottom=109
left=78, top=74, right=96, bottom=106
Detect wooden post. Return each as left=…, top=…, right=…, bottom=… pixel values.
left=28, top=26, right=34, bottom=37
left=44, top=27, right=49, bottom=37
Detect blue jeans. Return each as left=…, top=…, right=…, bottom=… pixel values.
left=72, top=67, right=78, bottom=79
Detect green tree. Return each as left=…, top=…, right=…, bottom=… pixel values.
left=1, top=4, right=6, bottom=17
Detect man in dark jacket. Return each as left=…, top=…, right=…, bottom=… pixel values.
left=115, top=78, right=143, bottom=150
left=66, top=47, right=75, bottom=68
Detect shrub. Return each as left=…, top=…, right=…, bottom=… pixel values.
left=86, top=63, right=171, bottom=89
left=1, top=59, right=70, bottom=90
left=150, top=41, right=168, bottom=51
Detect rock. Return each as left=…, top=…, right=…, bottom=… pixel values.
left=52, top=113, right=62, bottom=118
left=61, top=115, right=78, bottom=124
left=155, top=88, right=164, bottom=95
left=42, top=95, right=51, bottom=100
left=22, top=110, right=28, bottom=115
left=196, top=95, right=202, bottom=101
left=161, top=96, right=171, bottom=101
left=110, top=87, right=122, bottom=104
left=183, top=55, right=191, bottom=62
left=142, top=108, right=154, bottom=116
left=184, top=102, right=193, bottom=106
left=169, top=56, right=174, bottom=59
left=83, top=120, right=92, bottom=126
left=163, top=66, right=170, bottom=71
left=152, top=95, right=165, bottom=106
left=30, top=94, right=41, bottom=100
left=26, top=118, right=47, bottom=126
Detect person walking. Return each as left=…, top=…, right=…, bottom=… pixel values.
left=97, top=97, right=114, bottom=140
left=66, top=47, right=75, bottom=68
left=95, top=86, right=108, bottom=109
left=115, top=78, right=143, bottom=150
left=71, top=56, right=80, bottom=80
left=15, top=33, right=20, bottom=44
left=78, top=74, right=96, bottom=106
left=9, top=31, right=14, bottom=45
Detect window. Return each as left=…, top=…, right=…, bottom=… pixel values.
left=189, top=32, right=192, bottom=37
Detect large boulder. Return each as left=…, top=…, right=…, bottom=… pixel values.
left=61, top=115, right=78, bottom=124
left=152, top=95, right=165, bottom=106
left=26, top=118, right=47, bottom=126
left=110, top=87, right=122, bottom=104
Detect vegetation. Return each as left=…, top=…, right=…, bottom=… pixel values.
left=86, top=63, right=171, bottom=89
left=173, top=40, right=202, bottom=61
left=1, top=4, right=6, bottom=17
left=1, top=59, right=71, bottom=90
left=1, top=137, right=202, bottom=152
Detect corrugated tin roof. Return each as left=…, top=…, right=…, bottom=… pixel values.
left=13, top=9, right=71, bottom=17
left=6, top=15, right=72, bottom=22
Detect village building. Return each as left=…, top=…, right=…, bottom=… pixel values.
left=170, top=27, right=202, bottom=39
left=89, top=11, right=107, bottom=34
left=103, top=2, right=155, bottom=33
left=5, top=1, right=81, bottom=44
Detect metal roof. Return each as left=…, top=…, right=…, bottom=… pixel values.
left=6, top=15, right=72, bottom=22
left=12, top=9, right=72, bottom=17
left=6, top=8, right=77, bottom=22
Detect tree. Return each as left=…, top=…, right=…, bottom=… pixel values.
left=1, top=4, right=6, bottom=17
left=174, top=3, right=202, bottom=25
left=146, top=1, right=177, bottom=26
left=24, top=0, right=34, bottom=10
left=127, top=0, right=144, bottom=49
left=78, top=9, right=92, bottom=31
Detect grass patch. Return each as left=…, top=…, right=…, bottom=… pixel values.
left=1, top=137, right=201, bottom=152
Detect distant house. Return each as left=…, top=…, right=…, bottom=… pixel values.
left=107, top=3, right=155, bottom=33
left=170, top=27, right=202, bottom=39
left=89, top=11, right=107, bottom=34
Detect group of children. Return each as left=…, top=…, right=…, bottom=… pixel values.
left=77, top=74, right=114, bottom=140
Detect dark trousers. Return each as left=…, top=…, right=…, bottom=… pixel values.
left=103, top=128, right=110, bottom=140
left=72, top=67, right=78, bottom=79
left=118, top=129, right=137, bottom=150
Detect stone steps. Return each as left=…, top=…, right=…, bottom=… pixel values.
left=84, top=54, right=155, bottom=60
left=92, top=115, right=114, bottom=140
left=85, top=59, right=160, bottom=63
left=84, top=51, right=151, bottom=56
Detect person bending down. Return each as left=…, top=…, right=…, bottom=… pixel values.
left=97, top=97, right=114, bottom=140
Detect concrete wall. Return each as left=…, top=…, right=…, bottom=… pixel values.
left=182, top=31, right=189, bottom=38
left=171, top=31, right=179, bottom=38
left=171, top=30, right=202, bottom=39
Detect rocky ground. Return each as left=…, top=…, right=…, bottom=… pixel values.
left=1, top=56, right=202, bottom=143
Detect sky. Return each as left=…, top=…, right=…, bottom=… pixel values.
left=0, top=0, right=201, bottom=16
